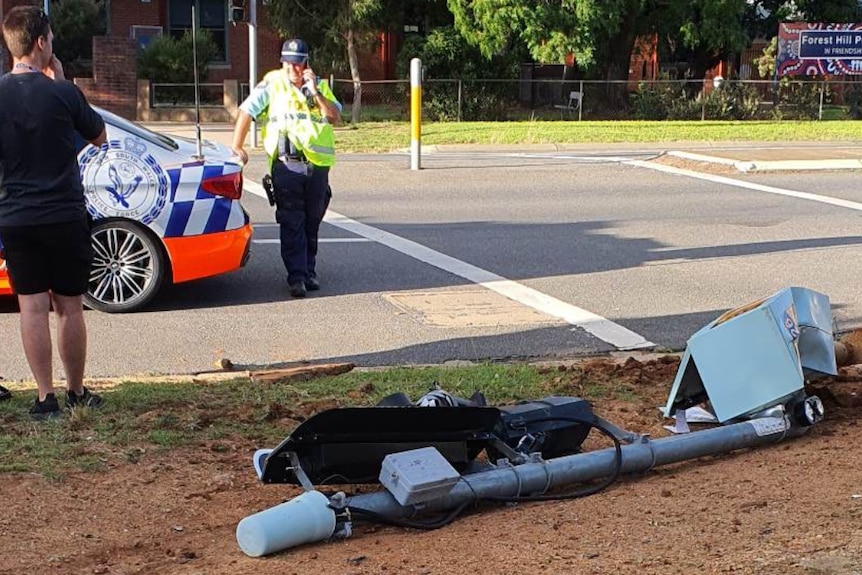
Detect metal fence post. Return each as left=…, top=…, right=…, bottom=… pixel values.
left=819, top=80, right=825, bottom=121
left=579, top=79, right=584, bottom=121
left=457, top=79, right=462, bottom=122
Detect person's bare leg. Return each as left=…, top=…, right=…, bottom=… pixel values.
left=17, top=293, right=54, bottom=400
left=51, top=293, right=87, bottom=395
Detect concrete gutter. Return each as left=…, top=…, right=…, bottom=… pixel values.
left=667, top=150, right=862, bottom=173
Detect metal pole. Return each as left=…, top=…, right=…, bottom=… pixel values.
left=249, top=0, right=258, bottom=148
left=43, top=0, right=49, bottom=15
left=344, top=417, right=800, bottom=519
left=819, top=80, right=825, bottom=121
left=410, top=58, right=422, bottom=171
left=578, top=79, right=583, bottom=121
left=457, top=79, right=462, bottom=122
left=236, top=416, right=810, bottom=556
left=191, top=6, right=203, bottom=159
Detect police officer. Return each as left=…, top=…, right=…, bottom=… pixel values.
left=232, top=38, right=341, bottom=298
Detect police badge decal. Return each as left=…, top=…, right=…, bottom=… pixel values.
left=79, top=138, right=169, bottom=224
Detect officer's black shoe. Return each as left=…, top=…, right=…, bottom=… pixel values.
left=289, top=281, right=307, bottom=298
left=305, top=277, right=320, bottom=291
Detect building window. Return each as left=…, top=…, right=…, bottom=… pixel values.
left=168, top=0, right=228, bottom=63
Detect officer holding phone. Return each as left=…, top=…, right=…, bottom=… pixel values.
left=232, top=39, right=341, bottom=298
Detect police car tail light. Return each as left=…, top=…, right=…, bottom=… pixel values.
left=201, top=172, right=243, bottom=200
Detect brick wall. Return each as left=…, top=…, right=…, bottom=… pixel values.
left=107, top=0, right=282, bottom=85
left=218, top=5, right=282, bottom=84
left=75, top=36, right=138, bottom=119
left=109, top=0, right=163, bottom=38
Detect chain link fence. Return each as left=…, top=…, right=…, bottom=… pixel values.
left=331, top=77, right=862, bottom=123
left=146, top=77, right=861, bottom=122
left=151, top=83, right=225, bottom=107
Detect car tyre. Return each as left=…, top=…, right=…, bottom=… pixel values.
left=84, top=219, right=165, bottom=313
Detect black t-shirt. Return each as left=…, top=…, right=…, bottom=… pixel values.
left=0, top=72, right=105, bottom=226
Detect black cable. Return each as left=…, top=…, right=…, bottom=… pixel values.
left=346, top=415, right=625, bottom=529
left=479, top=415, right=623, bottom=502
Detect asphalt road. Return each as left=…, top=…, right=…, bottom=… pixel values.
left=2, top=149, right=862, bottom=380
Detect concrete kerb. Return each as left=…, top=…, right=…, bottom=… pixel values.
left=141, top=122, right=862, bottom=172
left=667, top=150, right=862, bottom=173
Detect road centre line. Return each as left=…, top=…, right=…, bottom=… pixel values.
left=627, top=159, right=862, bottom=212
left=245, top=180, right=654, bottom=350
left=253, top=238, right=370, bottom=244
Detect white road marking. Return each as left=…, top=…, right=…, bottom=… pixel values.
left=324, top=212, right=654, bottom=350
left=627, top=159, right=862, bottom=212
left=244, top=180, right=654, bottom=350
left=253, top=238, right=370, bottom=244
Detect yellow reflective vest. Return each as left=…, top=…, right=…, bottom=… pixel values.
left=260, top=69, right=338, bottom=169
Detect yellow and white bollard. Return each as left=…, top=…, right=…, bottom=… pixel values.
left=410, top=58, right=422, bottom=171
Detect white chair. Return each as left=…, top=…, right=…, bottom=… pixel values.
left=555, top=90, right=583, bottom=118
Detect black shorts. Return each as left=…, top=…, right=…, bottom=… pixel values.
left=0, top=217, right=93, bottom=296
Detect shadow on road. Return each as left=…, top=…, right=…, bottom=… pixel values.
left=138, top=218, right=862, bottom=313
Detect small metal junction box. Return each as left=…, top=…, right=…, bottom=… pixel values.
left=380, top=447, right=460, bottom=506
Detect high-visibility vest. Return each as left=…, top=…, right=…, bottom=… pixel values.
left=261, top=69, right=338, bottom=168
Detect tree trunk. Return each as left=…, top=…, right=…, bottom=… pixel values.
left=601, top=5, right=641, bottom=111
left=346, top=27, right=362, bottom=125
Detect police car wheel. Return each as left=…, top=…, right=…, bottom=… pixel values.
left=84, top=220, right=165, bottom=313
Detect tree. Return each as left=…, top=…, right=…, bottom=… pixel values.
left=266, top=0, right=398, bottom=124
left=447, top=0, right=656, bottom=107
left=647, top=0, right=752, bottom=99
left=137, top=31, right=218, bottom=83
left=49, top=0, right=107, bottom=78
left=744, top=0, right=862, bottom=40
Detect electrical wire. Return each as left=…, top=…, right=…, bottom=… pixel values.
left=346, top=415, right=625, bottom=529
left=480, top=416, right=623, bottom=502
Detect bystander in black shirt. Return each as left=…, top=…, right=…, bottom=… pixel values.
left=0, top=72, right=104, bottom=226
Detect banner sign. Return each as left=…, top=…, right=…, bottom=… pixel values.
left=777, top=22, right=862, bottom=76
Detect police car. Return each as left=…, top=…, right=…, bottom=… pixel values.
left=0, top=107, right=252, bottom=313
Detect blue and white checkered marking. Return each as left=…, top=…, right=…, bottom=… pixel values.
left=80, top=137, right=245, bottom=240
left=156, top=161, right=245, bottom=238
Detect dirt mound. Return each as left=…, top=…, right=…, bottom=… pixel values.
left=1, top=355, right=860, bottom=575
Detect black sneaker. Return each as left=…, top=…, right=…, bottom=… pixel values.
left=66, top=387, right=104, bottom=410
left=305, top=277, right=320, bottom=291
left=0, top=385, right=10, bottom=402
left=29, top=393, right=61, bottom=420
left=288, top=281, right=307, bottom=298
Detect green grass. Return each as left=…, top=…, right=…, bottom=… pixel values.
left=334, top=119, right=862, bottom=153
left=0, top=363, right=649, bottom=479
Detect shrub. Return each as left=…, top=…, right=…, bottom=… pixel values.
left=396, top=26, right=523, bottom=121
left=49, top=0, right=106, bottom=78
left=774, top=78, right=831, bottom=120
left=137, top=30, right=217, bottom=84
left=633, top=77, right=766, bottom=121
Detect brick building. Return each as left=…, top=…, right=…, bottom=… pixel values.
left=108, top=0, right=283, bottom=84
left=1, top=0, right=398, bottom=117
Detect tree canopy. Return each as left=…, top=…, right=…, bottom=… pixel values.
left=48, top=0, right=106, bottom=77
left=447, top=0, right=862, bottom=83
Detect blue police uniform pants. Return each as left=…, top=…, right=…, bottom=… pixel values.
left=271, top=161, right=331, bottom=285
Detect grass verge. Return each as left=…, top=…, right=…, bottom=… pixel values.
left=0, top=362, right=653, bottom=479
left=335, top=119, right=862, bottom=153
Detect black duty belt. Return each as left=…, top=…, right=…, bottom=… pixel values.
left=279, top=152, right=307, bottom=163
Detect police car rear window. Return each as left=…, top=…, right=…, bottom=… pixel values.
left=95, top=107, right=179, bottom=151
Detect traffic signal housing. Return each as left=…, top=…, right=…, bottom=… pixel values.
left=229, top=1, right=245, bottom=23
